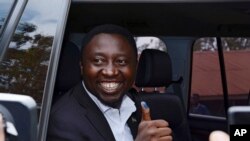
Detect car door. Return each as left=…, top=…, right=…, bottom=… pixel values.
left=0, top=0, right=27, bottom=60
left=0, top=0, right=71, bottom=140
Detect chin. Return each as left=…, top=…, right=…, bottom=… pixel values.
left=100, top=96, right=124, bottom=108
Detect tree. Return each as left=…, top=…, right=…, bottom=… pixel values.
left=0, top=22, right=52, bottom=103
left=12, top=22, right=37, bottom=47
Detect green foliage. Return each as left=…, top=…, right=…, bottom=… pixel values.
left=17, top=22, right=37, bottom=34
left=0, top=22, right=53, bottom=103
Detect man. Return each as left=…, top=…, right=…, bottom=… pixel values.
left=47, top=24, right=172, bottom=141
left=190, top=93, right=210, bottom=115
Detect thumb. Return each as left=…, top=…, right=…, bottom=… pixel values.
left=209, top=131, right=229, bottom=141
left=141, top=101, right=151, bottom=121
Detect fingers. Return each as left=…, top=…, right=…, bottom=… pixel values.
left=141, top=101, right=151, bottom=121
left=158, top=135, right=173, bottom=141
left=139, top=120, right=169, bottom=129
left=209, top=131, right=229, bottom=141
left=137, top=121, right=172, bottom=141
left=147, top=126, right=172, bottom=141
left=153, top=120, right=169, bottom=127
left=139, top=120, right=172, bottom=136
left=147, top=126, right=172, bottom=139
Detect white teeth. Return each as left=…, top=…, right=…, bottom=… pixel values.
left=100, top=82, right=119, bottom=90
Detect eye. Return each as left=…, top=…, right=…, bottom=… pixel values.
left=93, top=57, right=104, bottom=65
left=116, top=59, right=127, bottom=66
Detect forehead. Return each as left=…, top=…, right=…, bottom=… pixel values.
left=83, top=33, right=135, bottom=55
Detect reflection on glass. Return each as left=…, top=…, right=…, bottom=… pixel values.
left=0, top=0, right=14, bottom=37
left=0, top=0, right=63, bottom=104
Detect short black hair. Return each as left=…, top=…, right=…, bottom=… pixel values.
left=81, top=24, right=138, bottom=59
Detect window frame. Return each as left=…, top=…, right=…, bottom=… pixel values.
left=37, top=0, right=72, bottom=141
left=0, top=0, right=16, bottom=37
left=0, top=0, right=27, bottom=61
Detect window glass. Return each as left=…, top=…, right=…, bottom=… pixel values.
left=190, top=37, right=225, bottom=117
left=191, top=37, right=250, bottom=117
left=0, top=0, right=15, bottom=38
left=0, top=0, right=63, bottom=106
left=134, top=36, right=167, bottom=93
left=222, top=38, right=250, bottom=106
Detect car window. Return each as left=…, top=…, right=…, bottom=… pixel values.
left=190, top=37, right=224, bottom=116
left=190, top=37, right=250, bottom=117
left=222, top=38, right=250, bottom=107
left=0, top=0, right=15, bottom=39
left=0, top=0, right=64, bottom=108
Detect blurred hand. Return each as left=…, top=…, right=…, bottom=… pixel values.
left=0, top=114, right=5, bottom=141
left=209, top=131, right=229, bottom=141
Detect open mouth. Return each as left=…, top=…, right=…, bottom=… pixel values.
left=99, top=82, right=122, bottom=93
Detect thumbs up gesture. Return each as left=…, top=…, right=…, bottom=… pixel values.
left=141, top=101, right=151, bottom=121
left=135, top=101, right=173, bottom=141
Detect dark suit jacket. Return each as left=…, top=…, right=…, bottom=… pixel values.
left=47, top=82, right=141, bottom=141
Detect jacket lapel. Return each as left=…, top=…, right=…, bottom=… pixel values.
left=127, top=92, right=141, bottom=139
left=127, top=112, right=139, bottom=138
left=73, top=83, right=116, bottom=141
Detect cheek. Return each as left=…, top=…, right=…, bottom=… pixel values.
left=122, top=66, right=136, bottom=82
left=82, top=64, right=99, bottom=78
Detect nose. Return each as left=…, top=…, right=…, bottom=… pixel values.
left=102, top=62, right=119, bottom=77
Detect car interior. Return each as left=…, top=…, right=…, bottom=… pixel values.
left=1, top=0, right=250, bottom=141
left=50, top=0, right=250, bottom=141
left=135, top=49, right=192, bottom=141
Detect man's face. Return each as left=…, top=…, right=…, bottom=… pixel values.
left=81, top=33, right=137, bottom=107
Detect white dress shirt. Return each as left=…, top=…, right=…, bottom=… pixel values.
left=82, top=81, right=136, bottom=141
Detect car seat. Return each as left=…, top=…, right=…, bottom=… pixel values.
left=53, top=41, right=81, bottom=103
left=135, top=49, right=192, bottom=141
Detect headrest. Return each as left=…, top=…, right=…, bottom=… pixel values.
left=135, top=49, right=172, bottom=87
left=55, top=41, right=81, bottom=92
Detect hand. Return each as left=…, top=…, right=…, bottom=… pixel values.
left=135, top=120, right=172, bottom=141
left=0, top=114, right=5, bottom=141
left=135, top=101, right=172, bottom=141
left=209, top=131, right=229, bottom=141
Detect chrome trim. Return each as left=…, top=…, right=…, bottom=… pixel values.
left=189, top=113, right=227, bottom=121
left=37, top=0, right=71, bottom=140
left=0, top=0, right=28, bottom=61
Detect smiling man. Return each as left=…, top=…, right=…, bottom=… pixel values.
left=47, top=24, right=172, bottom=141
left=81, top=31, right=137, bottom=108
